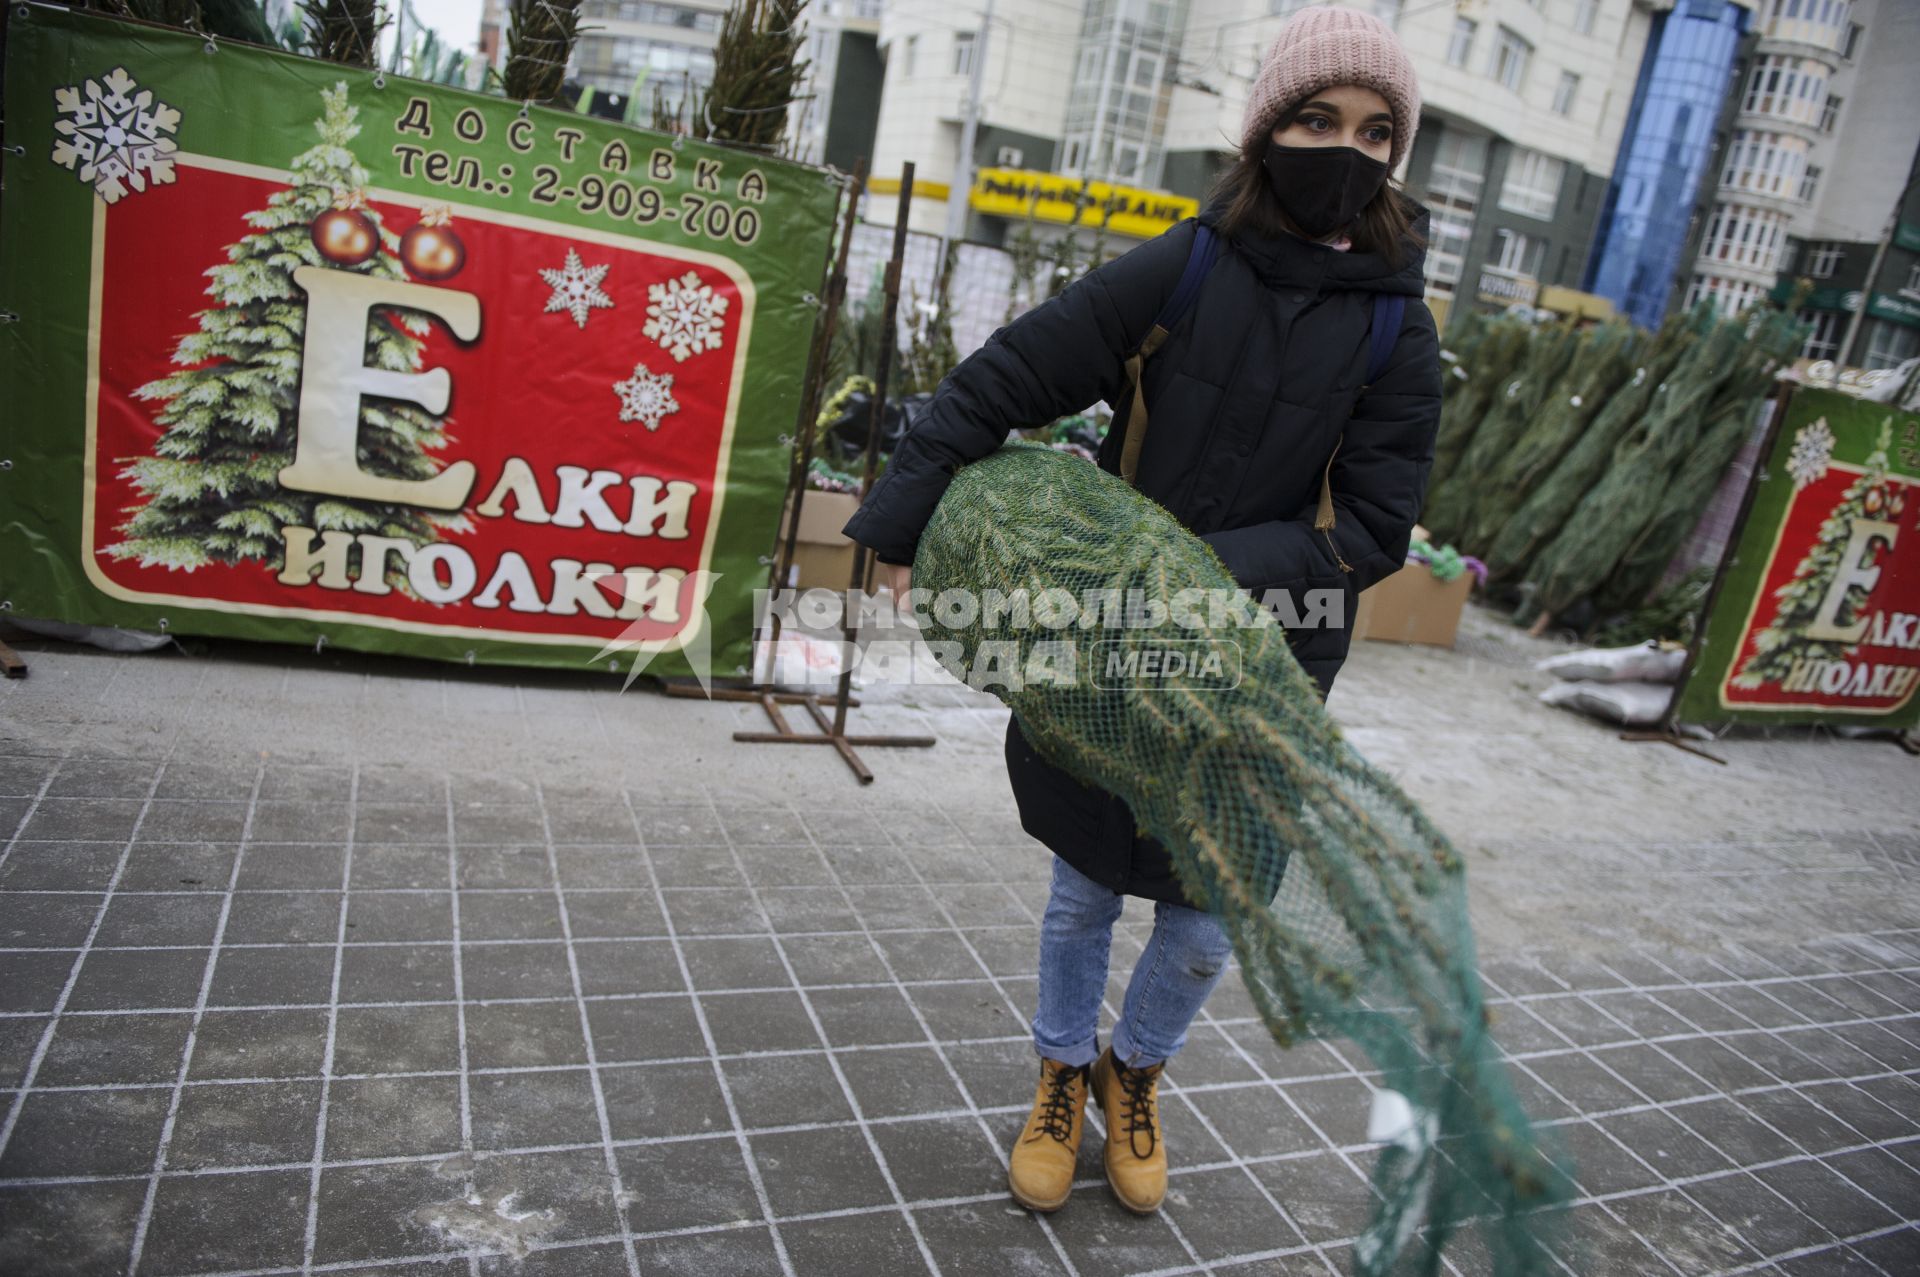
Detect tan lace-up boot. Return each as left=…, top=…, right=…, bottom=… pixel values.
left=1007, top=1057, right=1089, bottom=1212
left=1091, top=1045, right=1167, bottom=1213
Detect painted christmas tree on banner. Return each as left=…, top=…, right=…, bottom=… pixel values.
left=1733, top=416, right=1915, bottom=701
left=106, top=83, right=472, bottom=589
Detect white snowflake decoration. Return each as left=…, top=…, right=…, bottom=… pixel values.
left=538, top=248, right=614, bottom=329
left=1786, top=417, right=1835, bottom=490
left=613, top=362, right=681, bottom=432
left=643, top=270, right=729, bottom=362
left=51, top=67, right=181, bottom=205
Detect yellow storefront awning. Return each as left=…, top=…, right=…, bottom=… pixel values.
left=1535, top=285, right=1616, bottom=321
left=970, top=168, right=1198, bottom=241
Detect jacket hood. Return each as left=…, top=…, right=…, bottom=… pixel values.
left=1197, top=192, right=1431, bottom=298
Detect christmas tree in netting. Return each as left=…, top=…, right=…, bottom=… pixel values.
left=1457, top=321, right=1641, bottom=556
left=1436, top=309, right=1490, bottom=407
left=1424, top=315, right=1533, bottom=500
left=1421, top=320, right=1585, bottom=548
left=1483, top=305, right=1712, bottom=583
left=1518, top=307, right=1753, bottom=621
left=1593, top=301, right=1810, bottom=618
left=913, top=443, right=1571, bottom=1277
left=106, top=83, right=469, bottom=587
left=1731, top=417, right=1898, bottom=689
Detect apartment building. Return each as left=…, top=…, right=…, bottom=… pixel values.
left=810, top=0, right=1918, bottom=361
left=1732, top=0, right=1919, bottom=370
left=567, top=0, right=729, bottom=112
left=852, top=0, right=1661, bottom=332
left=790, top=0, right=886, bottom=171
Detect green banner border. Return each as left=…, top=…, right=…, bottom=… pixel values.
left=1673, top=385, right=1920, bottom=729
left=0, top=4, right=839, bottom=678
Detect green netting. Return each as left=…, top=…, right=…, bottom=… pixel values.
left=912, top=442, right=1572, bottom=1276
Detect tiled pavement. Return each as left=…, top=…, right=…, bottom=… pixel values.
left=1, top=752, right=1917, bottom=1275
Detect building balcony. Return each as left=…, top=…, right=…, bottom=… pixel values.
left=1752, top=33, right=1850, bottom=65
left=1712, top=184, right=1812, bottom=221
left=1692, top=251, right=1786, bottom=289
left=1730, top=109, right=1827, bottom=148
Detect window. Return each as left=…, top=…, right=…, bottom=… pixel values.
left=1073, top=45, right=1102, bottom=85
left=1799, top=163, right=1821, bottom=203
left=1493, top=228, right=1545, bottom=278
left=1490, top=28, right=1531, bottom=92
left=584, top=0, right=720, bottom=31
left=1865, top=321, right=1920, bottom=371
left=1742, top=55, right=1825, bottom=124
left=1573, top=0, right=1598, bottom=35
left=1799, top=309, right=1842, bottom=360
left=1498, top=147, right=1565, bottom=219
left=1425, top=131, right=1488, bottom=205
left=902, top=33, right=917, bottom=77
left=1902, top=262, right=1920, bottom=297
left=1553, top=71, right=1580, bottom=116
left=1426, top=214, right=1472, bottom=286
left=1721, top=129, right=1809, bottom=197
left=1703, top=205, right=1790, bottom=271
left=1808, top=242, right=1843, bottom=277
left=1843, top=22, right=1861, bottom=58
left=952, top=31, right=974, bottom=78
left=1821, top=93, right=1842, bottom=131
left=1447, top=17, right=1475, bottom=68
left=1687, top=273, right=1765, bottom=318
left=1421, top=132, right=1485, bottom=298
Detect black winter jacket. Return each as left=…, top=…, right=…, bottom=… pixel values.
left=841, top=198, right=1443, bottom=907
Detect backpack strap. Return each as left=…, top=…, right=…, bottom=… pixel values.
left=1365, top=294, right=1407, bottom=387
left=1119, top=223, right=1220, bottom=487
left=1313, top=292, right=1409, bottom=571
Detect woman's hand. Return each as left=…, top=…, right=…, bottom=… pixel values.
left=879, top=561, right=912, bottom=599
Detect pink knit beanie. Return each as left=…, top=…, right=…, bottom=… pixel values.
left=1239, top=5, right=1422, bottom=171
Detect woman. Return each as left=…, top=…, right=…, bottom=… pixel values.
left=842, top=7, right=1441, bottom=1215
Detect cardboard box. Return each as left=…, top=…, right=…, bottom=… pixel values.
left=778, top=490, right=863, bottom=592
left=1352, top=561, right=1473, bottom=648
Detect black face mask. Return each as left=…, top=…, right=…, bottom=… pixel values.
left=1261, top=142, right=1390, bottom=240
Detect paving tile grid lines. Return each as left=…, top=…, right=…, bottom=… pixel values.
left=0, top=604, right=1916, bottom=1276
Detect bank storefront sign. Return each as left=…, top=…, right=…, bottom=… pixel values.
left=969, top=168, right=1198, bottom=240
left=1475, top=269, right=1540, bottom=306
left=1867, top=291, right=1920, bottom=329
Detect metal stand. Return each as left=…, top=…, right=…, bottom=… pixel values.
left=1617, top=727, right=1726, bottom=764
left=728, top=162, right=937, bottom=783
left=661, top=161, right=867, bottom=711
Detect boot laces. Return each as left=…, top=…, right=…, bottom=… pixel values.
left=1115, top=1058, right=1162, bottom=1158
left=1032, top=1064, right=1084, bottom=1143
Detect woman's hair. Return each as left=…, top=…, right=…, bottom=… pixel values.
left=1209, top=101, right=1426, bottom=269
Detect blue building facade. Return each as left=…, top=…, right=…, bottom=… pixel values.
left=1583, top=0, right=1750, bottom=330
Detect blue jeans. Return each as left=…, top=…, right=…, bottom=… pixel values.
left=1032, top=856, right=1236, bottom=1069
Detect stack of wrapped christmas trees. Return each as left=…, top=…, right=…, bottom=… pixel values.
left=1419, top=291, right=1811, bottom=640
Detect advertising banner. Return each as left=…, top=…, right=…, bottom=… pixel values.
left=1673, top=386, right=1920, bottom=727
left=968, top=167, right=1197, bottom=240
left=0, top=6, right=838, bottom=678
